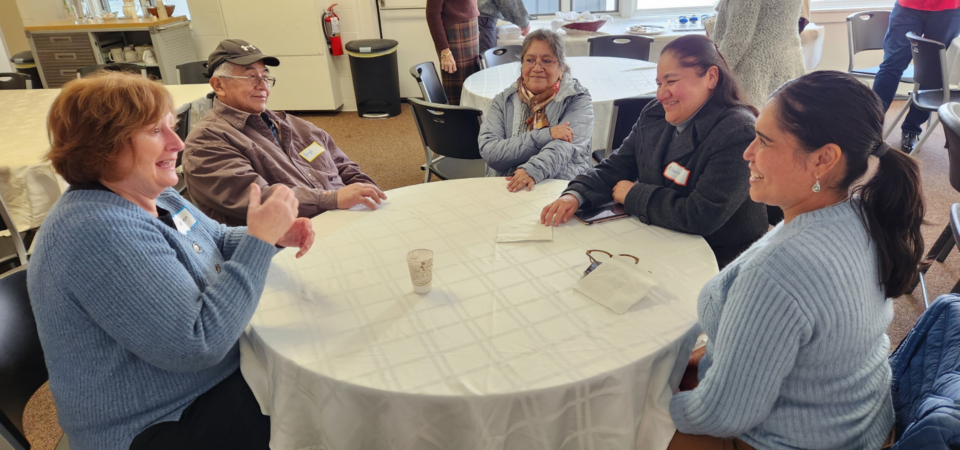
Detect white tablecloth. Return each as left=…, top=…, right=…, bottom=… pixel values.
left=0, top=84, right=212, bottom=234
left=461, top=57, right=658, bottom=151
left=497, top=19, right=704, bottom=63
left=240, top=177, right=719, bottom=450
left=498, top=19, right=825, bottom=70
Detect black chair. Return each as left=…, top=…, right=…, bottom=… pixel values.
left=0, top=191, right=28, bottom=274
left=176, top=61, right=210, bottom=84
left=0, top=73, right=29, bottom=90
left=917, top=204, right=960, bottom=308
left=592, top=95, right=656, bottom=164
left=0, top=266, right=68, bottom=450
left=409, top=62, right=448, bottom=104
left=173, top=105, right=192, bottom=198
left=587, top=35, right=654, bottom=61
left=915, top=103, right=960, bottom=306
left=883, top=33, right=959, bottom=155
left=77, top=63, right=145, bottom=79
left=481, top=45, right=522, bottom=69
left=845, top=11, right=914, bottom=83
left=408, top=98, right=486, bottom=182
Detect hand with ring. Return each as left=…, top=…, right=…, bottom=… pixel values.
left=506, top=168, right=535, bottom=192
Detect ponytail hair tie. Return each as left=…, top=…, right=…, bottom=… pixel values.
left=872, top=141, right=889, bottom=158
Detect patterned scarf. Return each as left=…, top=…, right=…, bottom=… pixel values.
left=517, top=74, right=561, bottom=132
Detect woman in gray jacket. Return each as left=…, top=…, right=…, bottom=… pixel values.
left=478, top=29, right=593, bottom=193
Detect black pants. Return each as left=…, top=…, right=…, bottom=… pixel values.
left=478, top=16, right=498, bottom=55
left=130, top=369, right=270, bottom=450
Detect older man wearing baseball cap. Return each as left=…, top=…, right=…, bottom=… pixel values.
left=182, top=39, right=385, bottom=226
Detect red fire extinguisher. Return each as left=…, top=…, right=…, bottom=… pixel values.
left=323, top=4, right=343, bottom=56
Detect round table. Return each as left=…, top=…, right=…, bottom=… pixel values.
left=0, top=85, right=212, bottom=236
left=239, top=178, right=718, bottom=450
left=460, top=57, right=658, bottom=151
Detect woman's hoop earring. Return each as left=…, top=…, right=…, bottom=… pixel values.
left=812, top=175, right=821, bottom=193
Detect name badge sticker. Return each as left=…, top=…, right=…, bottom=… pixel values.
left=663, top=161, right=691, bottom=186
left=173, top=207, right=198, bottom=235
left=299, top=142, right=326, bottom=162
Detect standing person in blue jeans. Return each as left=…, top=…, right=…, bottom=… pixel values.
left=872, top=0, right=960, bottom=153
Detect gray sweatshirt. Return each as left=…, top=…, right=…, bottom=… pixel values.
left=478, top=0, right=531, bottom=28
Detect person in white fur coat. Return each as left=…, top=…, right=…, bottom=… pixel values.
left=712, top=0, right=806, bottom=107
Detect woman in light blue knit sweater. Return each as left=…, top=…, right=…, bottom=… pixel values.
left=28, top=72, right=315, bottom=450
left=668, top=71, right=925, bottom=449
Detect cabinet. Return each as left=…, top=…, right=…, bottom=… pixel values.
left=25, top=16, right=198, bottom=88
left=30, top=32, right=99, bottom=87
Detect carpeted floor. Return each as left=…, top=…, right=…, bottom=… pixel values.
left=20, top=100, right=960, bottom=449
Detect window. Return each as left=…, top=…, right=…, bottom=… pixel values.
left=636, top=0, right=712, bottom=10
left=634, top=0, right=872, bottom=15
left=103, top=0, right=191, bottom=18
left=523, top=0, right=618, bottom=16
left=523, top=0, right=561, bottom=16
left=573, top=0, right=618, bottom=12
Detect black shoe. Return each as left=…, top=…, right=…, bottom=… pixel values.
left=901, top=132, right=920, bottom=153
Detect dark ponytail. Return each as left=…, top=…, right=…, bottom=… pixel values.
left=661, top=34, right=758, bottom=117
left=770, top=71, right=924, bottom=298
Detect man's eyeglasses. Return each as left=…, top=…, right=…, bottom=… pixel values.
left=584, top=250, right=639, bottom=276
left=218, top=74, right=277, bottom=87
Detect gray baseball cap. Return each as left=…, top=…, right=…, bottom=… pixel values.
left=207, top=39, right=279, bottom=76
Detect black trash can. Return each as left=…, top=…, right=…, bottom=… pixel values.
left=10, top=51, right=42, bottom=89
left=345, top=39, right=400, bottom=118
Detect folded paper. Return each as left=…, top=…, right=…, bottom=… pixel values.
left=497, top=220, right=554, bottom=243
left=575, top=256, right=659, bottom=314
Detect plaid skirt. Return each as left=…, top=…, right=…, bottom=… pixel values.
left=443, top=17, right=480, bottom=105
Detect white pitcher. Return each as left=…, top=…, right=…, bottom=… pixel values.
left=123, top=47, right=140, bottom=62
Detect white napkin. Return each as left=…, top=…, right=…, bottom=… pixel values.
left=575, top=256, right=659, bottom=314
left=555, top=11, right=596, bottom=21
left=497, top=219, right=553, bottom=243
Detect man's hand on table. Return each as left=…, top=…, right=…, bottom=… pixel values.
left=337, top=183, right=387, bottom=210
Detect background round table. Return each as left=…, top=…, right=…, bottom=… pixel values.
left=240, top=178, right=718, bottom=450
left=0, top=85, right=212, bottom=236
left=460, top=57, right=658, bottom=151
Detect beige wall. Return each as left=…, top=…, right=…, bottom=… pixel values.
left=0, top=0, right=29, bottom=55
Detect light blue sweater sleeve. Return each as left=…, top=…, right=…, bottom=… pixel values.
left=218, top=224, right=250, bottom=261
left=670, top=268, right=813, bottom=436
left=57, top=209, right=276, bottom=373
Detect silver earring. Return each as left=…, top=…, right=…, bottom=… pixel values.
left=812, top=176, right=821, bottom=193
